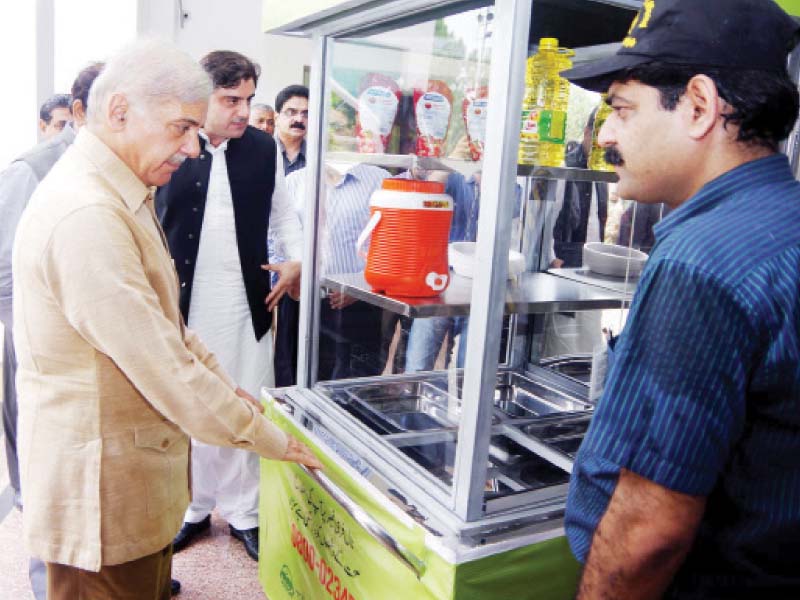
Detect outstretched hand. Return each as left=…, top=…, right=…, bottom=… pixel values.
left=261, top=261, right=301, bottom=311
left=282, top=434, right=323, bottom=470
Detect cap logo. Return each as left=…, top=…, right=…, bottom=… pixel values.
left=623, top=0, right=655, bottom=48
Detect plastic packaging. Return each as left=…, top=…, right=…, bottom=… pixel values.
left=518, top=38, right=574, bottom=167
left=589, top=95, right=614, bottom=171
left=357, top=179, right=453, bottom=297
left=462, top=86, right=489, bottom=161
left=414, top=80, right=453, bottom=157
left=355, top=73, right=402, bottom=154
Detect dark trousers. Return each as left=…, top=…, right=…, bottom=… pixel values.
left=47, top=545, right=173, bottom=600
left=273, top=295, right=300, bottom=387
left=2, top=324, right=19, bottom=495
left=318, top=300, right=390, bottom=381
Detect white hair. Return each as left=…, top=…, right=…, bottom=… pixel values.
left=87, top=38, right=211, bottom=124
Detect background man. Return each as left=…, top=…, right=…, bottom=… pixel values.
left=562, top=1, right=800, bottom=597
left=286, top=163, right=391, bottom=380
left=249, top=102, right=275, bottom=135
left=552, top=108, right=607, bottom=267
left=13, top=39, right=319, bottom=600
left=274, top=85, right=308, bottom=174
left=156, top=51, right=303, bottom=562
left=270, top=84, right=309, bottom=387
left=37, top=93, right=72, bottom=140
left=0, top=61, right=103, bottom=600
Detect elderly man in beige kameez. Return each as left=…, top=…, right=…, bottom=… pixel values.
left=11, top=40, right=320, bottom=600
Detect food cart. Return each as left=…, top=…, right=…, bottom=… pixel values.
left=254, top=1, right=722, bottom=598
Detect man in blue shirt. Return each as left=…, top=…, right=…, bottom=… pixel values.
left=562, top=0, right=800, bottom=597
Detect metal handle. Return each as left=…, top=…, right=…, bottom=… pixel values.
left=298, top=465, right=426, bottom=578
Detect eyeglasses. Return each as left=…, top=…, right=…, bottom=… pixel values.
left=281, top=108, right=309, bottom=119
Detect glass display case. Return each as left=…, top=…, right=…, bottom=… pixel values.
left=258, top=2, right=658, bottom=599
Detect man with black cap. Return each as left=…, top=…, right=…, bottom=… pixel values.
left=562, top=0, right=800, bottom=597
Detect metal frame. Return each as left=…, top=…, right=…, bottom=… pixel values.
left=452, top=0, right=532, bottom=520
left=297, top=33, right=331, bottom=388
left=290, top=0, right=644, bottom=526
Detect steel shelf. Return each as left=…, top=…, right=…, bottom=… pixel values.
left=320, top=271, right=630, bottom=317
left=516, top=164, right=618, bottom=182
left=548, top=266, right=639, bottom=296
left=325, top=151, right=619, bottom=182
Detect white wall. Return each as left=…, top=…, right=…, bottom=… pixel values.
left=0, top=2, right=37, bottom=167
left=138, top=0, right=312, bottom=109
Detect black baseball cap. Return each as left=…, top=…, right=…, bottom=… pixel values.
left=563, top=0, right=800, bottom=92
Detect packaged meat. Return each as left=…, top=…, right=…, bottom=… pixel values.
left=462, top=86, right=489, bottom=161
left=413, top=80, right=453, bottom=157
left=355, top=73, right=402, bottom=154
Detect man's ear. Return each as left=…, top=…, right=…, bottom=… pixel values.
left=71, top=99, right=86, bottom=127
left=107, top=93, right=129, bottom=131
left=684, top=75, right=723, bottom=141
left=38, top=119, right=47, bottom=133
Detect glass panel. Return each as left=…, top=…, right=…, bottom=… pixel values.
left=304, top=0, right=642, bottom=511
left=307, top=4, right=495, bottom=501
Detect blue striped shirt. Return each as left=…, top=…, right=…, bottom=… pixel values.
left=566, top=154, right=800, bottom=596
left=284, top=163, right=390, bottom=275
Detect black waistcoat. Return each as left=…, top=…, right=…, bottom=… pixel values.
left=155, top=127, right=276, bottom=341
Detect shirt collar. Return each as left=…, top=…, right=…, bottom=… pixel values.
left=199, top=130, right=229, bottom=154
left=74, top=128, right=152, bottom=213
left=277, top=136, right=306, bottom=161
left=333, top=164, right=366, bottom=189
left=654, top=154, right=794, bottom=241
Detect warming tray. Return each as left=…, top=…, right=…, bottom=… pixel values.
left=432, top=371, right=593, bottom=420
left=341, top=381, right=459, bottom=434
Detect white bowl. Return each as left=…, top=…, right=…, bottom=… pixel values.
left=449, top=242, right=526, bottom=279
left=583, top=242, right=648, bottom=278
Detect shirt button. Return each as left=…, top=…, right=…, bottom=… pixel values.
left=161, top=439, right=170, bottom=449
left=181, top=282, right=186, bottom=288
left=192, top=207, right=199, bottom=212
left=188, top=233, right=194, bottom=239
left=200, top=154, right=206, bottom=160
left=185, top=259, right=192, bottom=265
left=195, top=181, right=202, bottom=188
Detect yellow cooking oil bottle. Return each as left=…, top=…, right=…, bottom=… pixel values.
left=589, top=95, right=614, bottom=171
left=518, top=38, right=574, bottom=167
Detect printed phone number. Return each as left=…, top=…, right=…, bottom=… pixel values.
left=291, top=523, right=359, bottom=600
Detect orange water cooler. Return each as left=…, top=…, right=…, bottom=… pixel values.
left=356, top=179, right=453, bottom=297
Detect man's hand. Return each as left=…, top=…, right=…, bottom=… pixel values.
left=262, top=260, right=301, bottom=311
left=328, top=290, right=356, bottom=310
left=235, top=386, right=264, bottom=414
left=282, top=434, right=323, bottom=470
left=577, top=469, right=706, bottom=600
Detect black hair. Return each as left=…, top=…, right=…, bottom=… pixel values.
left=619, top=62, right=799, bottom=151
left=39, top=93, right=71, bottom=122
left=200, top=50, right=260, bottom=89
left=71, top=62, right=104, bottom=112
left=275, top=85, right=309, bottom=114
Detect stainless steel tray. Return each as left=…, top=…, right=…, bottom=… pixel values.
left=432, top=371, right=592, bottom=419
left=345, top=381, right=458, bottom=433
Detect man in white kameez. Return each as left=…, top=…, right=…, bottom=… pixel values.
left=156, top=50, right=302, bottom=561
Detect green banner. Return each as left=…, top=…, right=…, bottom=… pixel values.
left=775, top=0, right=800, bottom=17
left=258, top=396, right=580, bottom=599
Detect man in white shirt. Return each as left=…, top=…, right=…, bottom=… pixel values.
left=156, top=50, right=303, bottom=562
